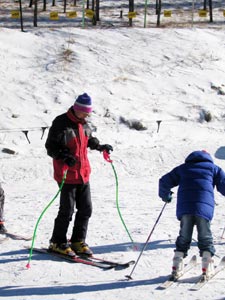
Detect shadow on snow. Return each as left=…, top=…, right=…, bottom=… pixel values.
left=0, top=239, right=175, bottom=263
left=0, top=276, right=168, bottom=297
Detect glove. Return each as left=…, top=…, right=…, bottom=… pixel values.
left=97, top=144, right=113, bottom=154
left=63, top=154, right=77, bottom=167
left=162, top=191, right=173, bottom=203
left=88, top=137, right=100, bottom=150
left=57, top=148, right=70, bottom=160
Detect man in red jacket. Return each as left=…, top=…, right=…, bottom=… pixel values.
left=45, top=93, right=113, bottom=257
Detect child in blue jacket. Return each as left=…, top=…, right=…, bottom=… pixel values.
left=159, top=150, right=225, bottom=278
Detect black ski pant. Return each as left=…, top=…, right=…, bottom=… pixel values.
left=51, top=182, right=92, bottom=244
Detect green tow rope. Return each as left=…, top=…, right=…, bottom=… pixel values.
left=103, top=151, right=134, bottom=245
left=26, top=168, right=68, bottom=269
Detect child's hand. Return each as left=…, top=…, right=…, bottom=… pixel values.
left=162, top=191, right=173, bottom=203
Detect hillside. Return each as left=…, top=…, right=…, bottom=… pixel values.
left=1, top=18, right=225, bottom=300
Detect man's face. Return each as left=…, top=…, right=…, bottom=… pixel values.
left=75, top=110, right=90, bottom=119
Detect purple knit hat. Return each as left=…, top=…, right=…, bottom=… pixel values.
left=73, top=93, right=92, bottom=113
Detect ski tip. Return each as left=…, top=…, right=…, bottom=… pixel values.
left=125, top=275, right=133, bottom=280
left=156, top=286, right=167, bottom=290
left=115, top=260, right=135, bottom=270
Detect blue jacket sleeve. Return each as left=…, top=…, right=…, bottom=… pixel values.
left=214, top=166, right=225, bottom=196
left=158, top=166, right=180, bottom=199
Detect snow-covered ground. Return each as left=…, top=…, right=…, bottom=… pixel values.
left=1, top=1, right=225, bottom=299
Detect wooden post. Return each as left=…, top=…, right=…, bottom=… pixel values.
left=209, top=0, right=213, bottom=22
left=91, top=0, right=95, bottom=11
left=96, top=0, right=100, bottom=21
left=19, top=0, right=24, bottom=31
left=63, top=0, right=67, bottom=13
left=203, top=0, right=207, bottom=10
left=34, top=0, right=38, bottom=27
left=43, top=0, right=47, bottom=11
left=129, top=0, right=134, bottom=27
left=155, top=0, right=159, bottom=14
left=91, top=0, right=96, bottom=25
left=156, top=0, right=161, bottom=26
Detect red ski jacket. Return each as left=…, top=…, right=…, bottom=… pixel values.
left=45, top=107, right=100, bottom=184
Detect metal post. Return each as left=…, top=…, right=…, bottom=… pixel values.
left=191, top=0, right=195, bottom=27
left=144, top=0, right=148, bottom=28
left=82, top=0, right=85, bottom=28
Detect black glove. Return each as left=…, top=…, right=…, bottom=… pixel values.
left=162, top=191, right=173, bottom=203
left=63, top=154, right=77, bottom=167
left=57, top=148, right=70, bottom=160
left=97, top=144, right=113, bottom=154
left=88, top=137, right=100, bottom=150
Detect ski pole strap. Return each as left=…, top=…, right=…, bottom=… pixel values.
left=26, top=168, right=68, bottom=268
left=103, top=151, right=134, bottom=244
left=103, top=150, right=113, bottom=163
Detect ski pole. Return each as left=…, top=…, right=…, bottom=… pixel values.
left=26, top=167, right=68, bottom=269
left=125, top=202, right=167, bottom=280
left=103, top=150, right=134, bottom=244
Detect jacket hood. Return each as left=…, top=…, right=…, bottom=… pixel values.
left=185, top=150, right=213, bottom=164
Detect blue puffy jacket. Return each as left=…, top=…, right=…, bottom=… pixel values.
left=158, top=151, right=225, bottom=221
